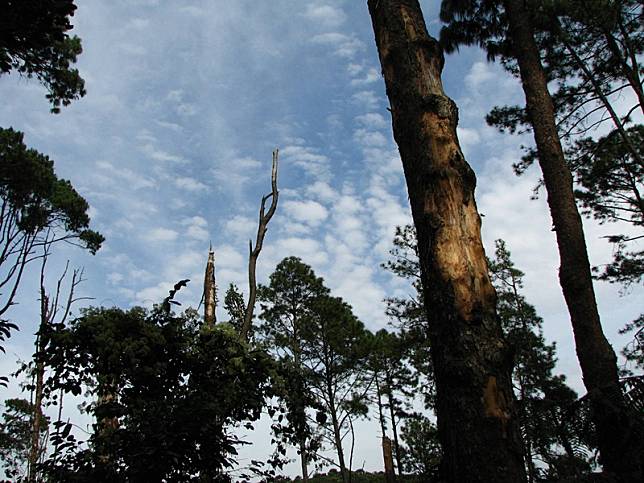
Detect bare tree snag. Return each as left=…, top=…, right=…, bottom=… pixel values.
left=28, top=240, right=87, bottom=482
left=240, top=149, right=279, bottom=341
left=203, top=244, right=217, bottom=327
left=367, top=1, right=526, bottom=482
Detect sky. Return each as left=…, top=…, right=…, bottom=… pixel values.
left=1, top=0, right=642, bottom=478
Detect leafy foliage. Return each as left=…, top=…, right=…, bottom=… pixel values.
left=381, top=225, right=435, bottom=410
left=259, top=258, right=371, bottom=481
left=0, top=398, right=49, bottom=481
left=0, top=127, right=102, bottom=359
left=399, top=414, right=441, bottom=481
left=489, top=239, right=596, bottom=480
left=0, top=0, right=86, bottom=112
left=38, top=303, right=278, bottom=482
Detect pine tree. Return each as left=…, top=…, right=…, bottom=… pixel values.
left=367, top=3, right=526, bottom=479
left=489, top=239, right=595, bottom=481
left=440, top=2, right=640, bottom=478
left=258, top=257, right=329, bottom=482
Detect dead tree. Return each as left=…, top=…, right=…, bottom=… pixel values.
left=203, top=245, right=217, bottom=327
left=28, top=240, right=87, bottom=482
left=240, top=149, right=279, bottom=341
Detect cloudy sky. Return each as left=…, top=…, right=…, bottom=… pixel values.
left=1, top=0, right=642, bottom=477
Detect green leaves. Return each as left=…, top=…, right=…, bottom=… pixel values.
left=0, top=1, right=86, bottom=111
left=39, top=305, right=277, bottom=481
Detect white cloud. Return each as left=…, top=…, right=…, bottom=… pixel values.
left=280, top=144, right=330, bottom=180
left=144, top=227, right=178, bottom=243
left=224, top=215, right=257, bottom=240
left=351, top=90, right=380, bottom=110
left=310, top=32, right=364, bottom=58
left=350, top=67, right=379, bottom=86
left=283, top=199, right=329, bottom=226
left=175, top=176, right=209, bottom=192
left=354, top=128, right=387, bottom=148
left=304, top=4, right=346, bottom=27
left=464, top=61, right=496, bottom=90
left=182, top=216, right=210, bottom=241
left=306, top=181, right=337, bottom=203
left=355, top=112, right=387, bottom=129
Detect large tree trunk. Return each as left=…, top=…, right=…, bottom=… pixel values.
left=367, top=2, right=526, bottom=482
left=503, top=1, right=642, bottom=481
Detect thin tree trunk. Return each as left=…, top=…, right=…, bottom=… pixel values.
left=503, top=1, right=642, bottom=481
left=327, top=382, right=348, bottom=483
left=385, top=375, right=403, bottom=476
left=383, top=436, right=396, bottom=483
left=294, top=340, right=309, bottom=483
left=367, top=2, right=526, bottom=482
left=299, top=439, right=309, bottom=483
left=27, top=337, right=45, bottom=482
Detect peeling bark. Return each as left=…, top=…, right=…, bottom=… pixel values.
left=367, top=1, right=526, bottom=481
left=204, top=246, right=216, bottom=327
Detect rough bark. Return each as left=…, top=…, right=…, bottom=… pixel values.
left=203, top=246, right=216, bottom=327
left=503, top=1, right=642, bottom=481
left=367, top=2, right=526, bottom=482
left=383, top=436, right=396, bottom=483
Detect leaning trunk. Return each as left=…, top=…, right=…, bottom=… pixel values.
left=503, top=0, right=642, bottom=480
left=367, top=2, right=526, bottom=482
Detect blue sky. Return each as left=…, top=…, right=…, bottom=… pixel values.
left=1, top=0, right=642, bottom=477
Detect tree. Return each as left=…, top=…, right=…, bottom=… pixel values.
left=301, top=294, right=371, bottom=483
left=482, top=1, right=644, bottom=287
left=399, top=414, right=441, bottom=481
left=39, top=303, right=278, bottom=482
left=0, top=127, right=103, bottom=356
left=489, top=239, right=596, bottom=481
left=440, top=1, right=641, bottom=478
left=366, top=329, right=416, bottom=476
left=224, top=283, right=246, bottom=332
left=241, top=149, right=279, bottom=341
left=367, top=2, right=526, bottom=481
left=382, top=225, right=435, bottom=410
left=0, top=0, right=85, bottom=112
left=572, top=126, right=643, bottom=286
left=0, top=398, right=48, bottom=481
left=258, top=257, right=330, bottom=482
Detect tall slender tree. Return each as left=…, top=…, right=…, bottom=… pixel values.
left=258, top=257, right=329, bottom=482
left=440, top=1, right=641, bottom=479
left=367, top=2, right=526, bottom=481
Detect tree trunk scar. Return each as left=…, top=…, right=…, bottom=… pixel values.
left=483, top=375, right=511, bottom=436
